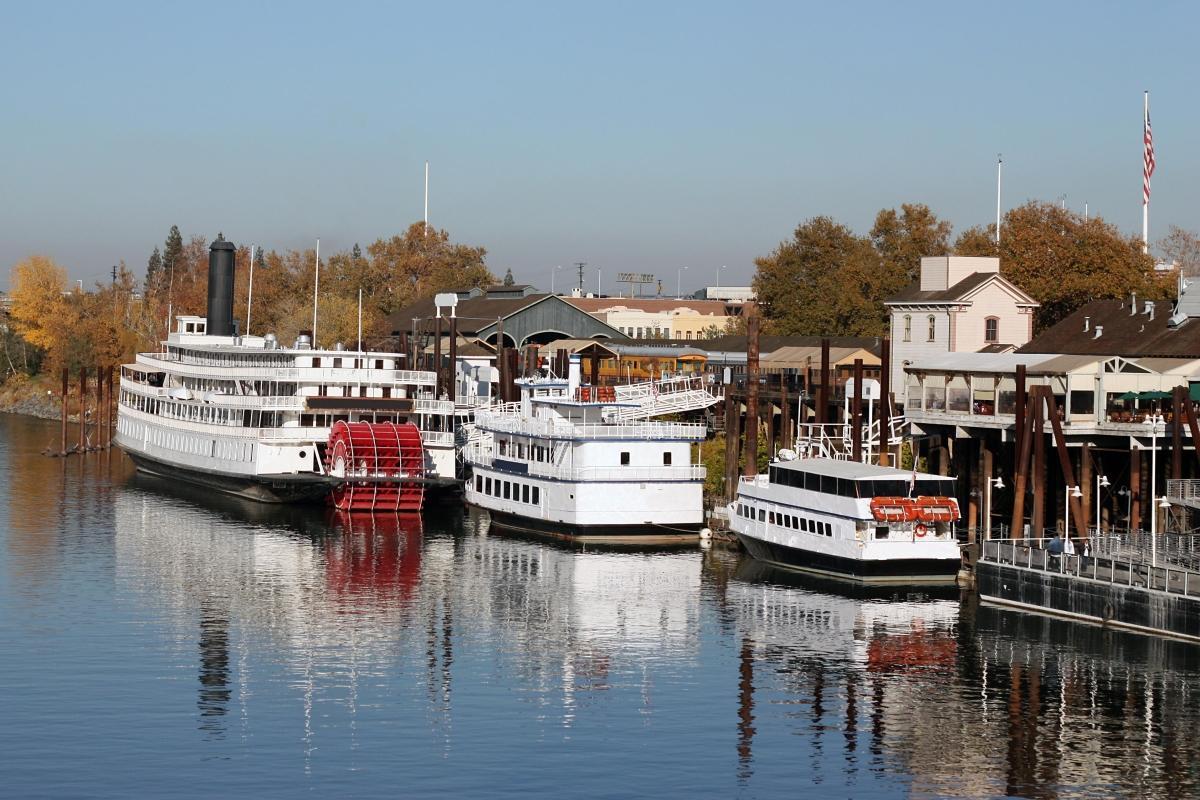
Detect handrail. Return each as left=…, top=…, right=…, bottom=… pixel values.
left=980, top=539, right=1200, bottom=597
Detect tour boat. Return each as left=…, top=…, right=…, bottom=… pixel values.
left=463, top=353, right=708, bottom=543
left=114, top=238, right=455, bottom=510
left=729, top=454, right=962, bottom=584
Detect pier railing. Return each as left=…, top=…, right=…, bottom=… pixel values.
left=981, top=539, right=1200, bottom=597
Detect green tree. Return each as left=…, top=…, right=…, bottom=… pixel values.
left=870, top=203, right=952, bottom=285
left=145, top=247, right=162, bottom=294
left=161, top=225, right=183, bottom=293
left=752, top=217, right=889, bottom=336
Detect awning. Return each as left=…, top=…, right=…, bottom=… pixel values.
left=1118, top=391, right=1139, bottom=401
left=1140, top=390, right=1172, bottom=400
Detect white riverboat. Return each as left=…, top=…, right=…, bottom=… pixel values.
left=463, top=353, right=708, bottom=543
left=729, top=455, right=962, bottom=584
left=114, top=238, right=455, bottom=508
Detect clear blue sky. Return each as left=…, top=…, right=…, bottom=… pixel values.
left=2, top=1, right=1196, bottom=293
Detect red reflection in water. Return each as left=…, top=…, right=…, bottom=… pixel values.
left=867, top=623, right=957, bottom=674
left=324, top=512, right=423, bottom=604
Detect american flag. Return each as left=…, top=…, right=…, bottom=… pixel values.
left=1144, top=107, right=1156, bottom=205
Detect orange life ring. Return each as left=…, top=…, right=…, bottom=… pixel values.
left=915, top=523, right=928, bottom=538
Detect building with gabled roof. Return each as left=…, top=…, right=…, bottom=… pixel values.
left=885, top=256, right=1039, bottom=395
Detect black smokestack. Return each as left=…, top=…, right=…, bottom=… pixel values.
left=207, top=238, right=236, bottom=337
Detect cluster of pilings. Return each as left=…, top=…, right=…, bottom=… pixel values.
left=718, top=306, right=893, bottom=502
left=945, top=366, right=1200, bottom=547
left=49, top=366, right=116, bottom=457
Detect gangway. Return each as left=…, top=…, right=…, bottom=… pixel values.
left=603, top=375, right=721, bottom=421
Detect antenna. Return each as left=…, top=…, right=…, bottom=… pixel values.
left=575, top=262, right=586, bottom=292
left=111, top=265, right=117, bottom=286
left=424, top=161, right=429, bottom=235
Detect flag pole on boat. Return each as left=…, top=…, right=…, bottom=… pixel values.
left=312, top=238, right=320, bottom=347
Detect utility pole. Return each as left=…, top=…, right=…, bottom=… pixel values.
left=575, top=262, right=586, bottom=293
left=111, top=265, right=118, bottom=286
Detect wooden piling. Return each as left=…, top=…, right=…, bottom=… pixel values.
left=851, top=358, right=863, bottom=462
left=1173, top=385, right=1185, bottom=479
left=780, top=376, right=791, bottom=452
left=60, top=368, right=68, bottom=455
left=1131, top=448, right=1142, bottom=531
left=817, top=339, right=830, bottom=425
left=1032, top=389, right=1045, bottom=536
left=744, top=304, right=759, bottom=477
left=1014, top=364, right=1026, bottom=450
left=879, top=337, right=891, bottom=466
left=448, top=316, right=458, bottom=404
left=1044, top=387, right=1089, bottom=542
left=78, top=366, right=86, bottom=452
left=1009, top=402, right=1036, bottom=539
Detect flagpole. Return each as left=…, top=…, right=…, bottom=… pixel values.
left=424, top=161, right=429, bottom=235
left=995, top=154, right=1002, bottom=245
left=312, top=238, right=320, bottom=346
left=1143, top=91, right=1150, bottom=254
left=246, top=243, right=255, bottom=337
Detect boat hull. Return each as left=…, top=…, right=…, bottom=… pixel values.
left=736, top=531, right=960, bottom=585
left=483, top=508, right=702, bottom=546
left=123, top=448, right=332, bottom=504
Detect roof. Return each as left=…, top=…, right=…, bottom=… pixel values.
left=537, top=338, right=622, bottom=358
left=774, top=457, right=953, bottom=481
left=1019, top=298, right=1200, bottom=358
left=977, top=343, right=1016, bottom=354
left=885, top=272, right=1038, bottom=306
left=563, top=297, right=733, bottom=316
left=608, top=343, right=709, bottom=358
left=389, top=294, right=554, bottom=335
left=761, top=345, right=879, bottom=369
left=906, top=352, right=1065, bottom=373
left=699, top=334, right=883, bottom=356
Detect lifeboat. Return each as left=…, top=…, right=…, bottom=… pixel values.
left=913, top=496, right=960, bottom=523
left=869, top=496, right=919, bottom=522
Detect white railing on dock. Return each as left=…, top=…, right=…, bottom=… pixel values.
left=980, top=539, right=1200, bottom=597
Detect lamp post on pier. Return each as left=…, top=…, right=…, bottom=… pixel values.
left=1148, top=413, right=1165, bottom=566
left=1064, top=484, right=1082, bottom=542
left=1095, top=474, right=1109, bottom=539
left=984, top=475, right=1004, bottom=540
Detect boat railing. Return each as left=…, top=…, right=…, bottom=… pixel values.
left=464, top=443, right=704, bottom=482
left=981, top=538, right=1200, bottom=597
left=135, top=353, right=437, bottom=386
left=473, top=412, right=707, bottom=440
left=119, top=402, right=456, bottom=445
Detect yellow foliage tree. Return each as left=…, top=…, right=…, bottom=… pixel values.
left=9, top=255, right=68, bottom=352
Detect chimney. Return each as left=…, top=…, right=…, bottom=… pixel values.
left=1083, top=316, right=1090, bottom=332
left=1130, top=291, right=1138, bottom=316
left=1093, top=325, right=1104, bottom=339
left=1145, top=300, right=1155, bottom=321
left=206, top=237, right=236, bottom=337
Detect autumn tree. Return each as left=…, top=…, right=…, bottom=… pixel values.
left=986, top=202, right=1162, bottom=329
left=953, top=225, right=998, bottom=256
left=363, top=222, right=492, bottom=314
left=870, top=203, right=952, bottom=285
left=9, top=255, right=68, bottom=353
left=753, top=217, right=890, bottom=337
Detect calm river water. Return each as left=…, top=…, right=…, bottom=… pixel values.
left=3, top=414, right=1200, bottom=798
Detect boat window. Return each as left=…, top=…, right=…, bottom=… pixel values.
left=820, top=474, right=837, bottom=495
left=503, top=482, right=511, bottom=500
left=800, top=518, right=807, bottom=532
left=875, top=526, right=889, bottom=540
left=791, top=516, right=798, bottom=528
left=522, top=485, right=530, bottom=503
left=532, top=486, right=540, bottom=505
left=825, top=523, right=833, bottom=536
left=476, top=475, right=483, bottom=492
left=663, top=452, right=672, bottom=466
left=620, top=452, right=630, bottom=466
left=758, top=509, right=765, bottom=522
left=313, top=357, right=321, bottom=368
left=768, top=512, right=775, bottom=525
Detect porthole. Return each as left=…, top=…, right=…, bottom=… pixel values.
left=299, top=450, right=307, bottom=459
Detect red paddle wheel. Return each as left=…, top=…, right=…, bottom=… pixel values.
left=325, top=421, right=426, bottom=511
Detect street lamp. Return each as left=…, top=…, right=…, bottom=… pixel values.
left=677, top=266, right=688, bottom=299
left=716, top=264, right=726, bottom=291
left=551, top=264, right=563, bottom=295
left=984, top=475, right=1004, bottom=540
left=1148, top=413, right=1165, bottom=566
left=597, top=267, right=602, bottom=297
left=1064, top=484, right=1083, bottom=541
left=1095, top=474, right=1110, bottom=539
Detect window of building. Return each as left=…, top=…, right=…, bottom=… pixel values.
left=984, top=316, right=999, bottom=343
left=927, top=315, right=936, bottom=342
left=903, top=315, right=911, bottom=342
left=620, top=452, right=630, bottom=465
left=663, top=452, right=672, bottom=466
